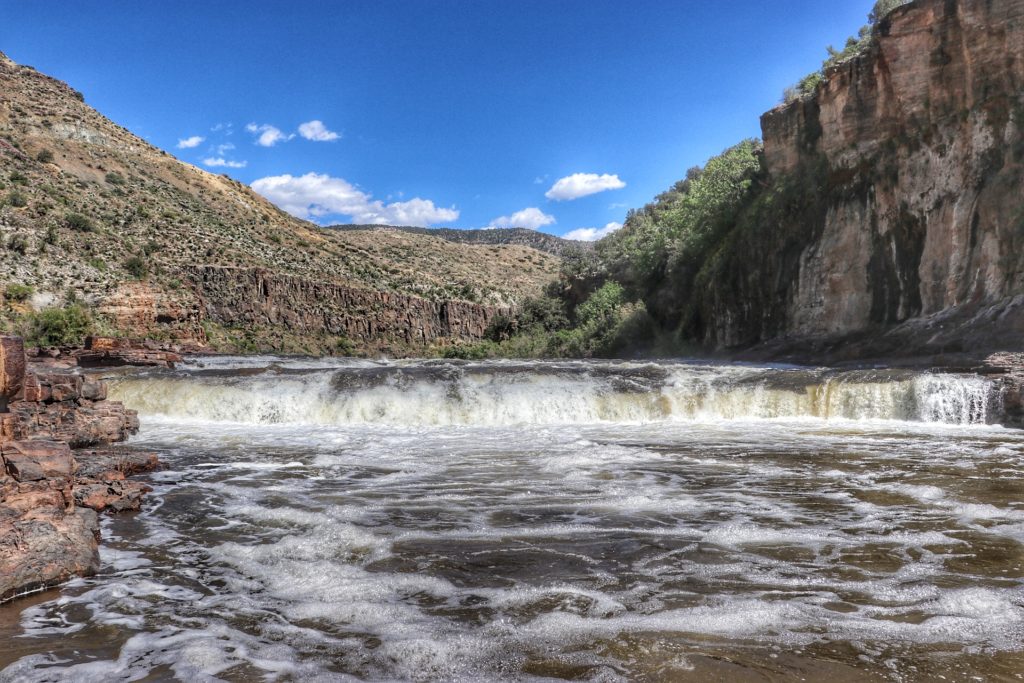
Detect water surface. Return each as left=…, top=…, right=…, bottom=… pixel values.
left=1, top=358, right=1022, bottom=682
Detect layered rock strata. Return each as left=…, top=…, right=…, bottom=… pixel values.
left=700, top=0, right=1024, bottom=359
left=0, top=337, right=155, bottom=604
left=192, top=265, right=509, bottom=349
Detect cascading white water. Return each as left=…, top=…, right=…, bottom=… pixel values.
left=107, top=359, right=995, bottom=426
left=7, top=355, right=1023, bottom=682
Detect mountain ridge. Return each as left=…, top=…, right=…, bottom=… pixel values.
left=0, top=51, right=560, bottom=354
left=327, top=224, right=592, bottom=257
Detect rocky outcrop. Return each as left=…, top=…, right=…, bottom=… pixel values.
left=74, top=336, right=184, bottom=369
left=191, top=265, right=510, bottom=350
left=701, top=0, right=1024, bottom=358
left=0, top=337, right=157, bottom=604
left=95, top=283, right=206, bottom=344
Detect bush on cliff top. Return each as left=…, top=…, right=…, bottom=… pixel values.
left=782, top=0, right=911, bottom=103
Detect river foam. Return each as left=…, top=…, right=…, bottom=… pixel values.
left=107, top=358, right=996, bottom=427
left=2, top=358, right=1022, bottom=682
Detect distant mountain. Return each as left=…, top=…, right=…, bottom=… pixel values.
left=327, top=224, right=592, bottom=257
left=0, top=51, right=561, bottom=354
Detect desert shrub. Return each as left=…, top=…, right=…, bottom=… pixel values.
left=65, top=212, right=94, bottom=232
left=335, top=336, right=356, bottom=356
left=6, top=234, right=29, bottom=254
left=484, top=313, right=516, bottom=342
left=9, top=171, right=27, bottom=186
left=36, top=149, right=53, bottom=163
left=123, top=255, right=148, bottom=279
left=5, top=284, right=33, bottom=302
left=5, top=191, right=27, bottom=208
left=29, top=304, right=92, bottom=347
left=441, top=340, right=498, bottom=360
left=104, top=171, right=125, bottom=185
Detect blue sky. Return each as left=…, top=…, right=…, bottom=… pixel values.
left=3, top=1, right=876, bottom=239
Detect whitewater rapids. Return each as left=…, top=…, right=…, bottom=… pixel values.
left=0, top=357, right=1021, bottom=682
left=106, top=357, right=994, bottom=426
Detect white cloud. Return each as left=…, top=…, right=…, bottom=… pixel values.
left=563, top=221, right=623, bottom=242
left=203, top=157, right=248, bottom=169
left=545, top=173, right=626, bottom=201
left=215, top=142, right=235, bottom=155
left=250, top=172, right=458, bottom=226
left=488, top=207, right=556, bottom=230
left=245, top=123, right=294, bottom=147
left=177, top=135, right=205, bottom=149
left=298, top=120, right=340, bottom=142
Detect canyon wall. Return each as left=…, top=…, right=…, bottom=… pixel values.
left=703, top=0, right=1024, bottom=358
left=190, top=266, right=509, bottom=351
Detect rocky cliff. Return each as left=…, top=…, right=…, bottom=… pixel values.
left=0, top=336, right=156, bottom=603
left=193, top=266, right=508, bottom=352
left=701, top=0, right=1024, bottom=359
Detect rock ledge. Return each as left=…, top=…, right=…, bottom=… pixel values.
left=0, top=336, right=158, bottom=604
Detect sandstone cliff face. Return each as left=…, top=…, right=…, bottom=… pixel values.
left=707, top=0, right=1024, bottom=355
left=192, top=266, right=509, bottom=351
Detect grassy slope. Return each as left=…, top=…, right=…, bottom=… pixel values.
left=0, top=50, right=560, bottom=349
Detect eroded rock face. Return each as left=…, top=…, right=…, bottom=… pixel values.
left=74, top=336, right=183, bottom=369
left=703, top=0, right=1024, bottom=355
left=2, top=440, right=75, bottom=482
left=96, top=282, right=206, bottom=344
left=0, top=337, right=26, bottom=400
left=0, top=336, right=158, bottom=604
left=191, top=265, right=510, bottom=350
left=0, top=506, right=99, bottom=604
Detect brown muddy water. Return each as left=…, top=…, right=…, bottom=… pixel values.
left=1, top=357, right=1022, bottom=682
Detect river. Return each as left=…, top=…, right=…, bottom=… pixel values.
left=1, top=357, right=1022, bottom=681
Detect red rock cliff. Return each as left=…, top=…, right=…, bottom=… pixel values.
left=707, top=0, right=1024, bottom=357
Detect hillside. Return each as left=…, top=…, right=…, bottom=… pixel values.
left=510, top=0, right=1024, bottom=363
left=0, top=51, right=560, bottom=354
left=328, top=224, right=591, bottom=257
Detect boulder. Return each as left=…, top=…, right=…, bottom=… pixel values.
left=74, top=480, right=152, bottom=513
left=2, top=441, right=74, bottom=482
left=74, top=448, right=160, bottom=479
left=75, top=337, right=182, bottom=369
left=34, top=372, right=83, bottom=402
left=81, top=379, right=107, bottom=401
left=0, top=507, right=99, bottom=603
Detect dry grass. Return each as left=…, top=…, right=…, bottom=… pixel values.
left=0, top=52, right=560, bottom=340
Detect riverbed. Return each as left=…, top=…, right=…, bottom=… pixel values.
left=1, top=357, right=1022, bottom=681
